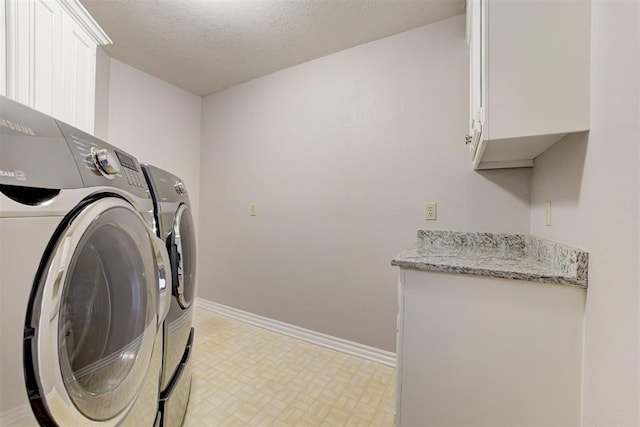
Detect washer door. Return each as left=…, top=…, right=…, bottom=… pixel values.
left=169, top=204, right=196, bottom=309
left=24, top=197, right=164, bottom=426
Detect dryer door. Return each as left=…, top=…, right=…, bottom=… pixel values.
left=169, top=204, right=196, bottom=309
left=24, top=197, right=167, bottom=426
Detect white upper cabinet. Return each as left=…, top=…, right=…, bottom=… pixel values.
left=4, top=0, right=111, bottom=134
left=466, top=0, right=590, bottom=170
left=0, top=0, right=6, bottom=97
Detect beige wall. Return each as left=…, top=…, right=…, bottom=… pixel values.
left=529, top=0, right=640, bottom=424
left=93, top=47, right=111, bottom=141
left=199, top=15, right=531, bottom=351
left=105, top=59, right=202, bottom=237
left=93, top=5, right=639, bottom=419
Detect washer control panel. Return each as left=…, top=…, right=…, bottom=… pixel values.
left=56, top=119, right=149, bottom=197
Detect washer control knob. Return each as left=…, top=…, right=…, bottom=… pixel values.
left=173, top=182, right=187, bottom=194
left=174, top=182, right=186, bottom=195
left=91, top=147, right=121, bottom=176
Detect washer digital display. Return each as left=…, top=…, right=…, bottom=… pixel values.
left=115, top=151, right=138, bottom=171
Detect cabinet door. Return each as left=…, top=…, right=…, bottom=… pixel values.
left=33, top=0, right=64, bottom=118
left=486, top=0, right=590, bottom=140
left=6, top=0, right=33, bottom=106
left=5, top=0, right=98, bottom=134
left=1, top=0, right=6, bottom=97
left=5, top=0, right=64, bottom=117
left=61, top=11, right=96, bottom=133
left=398, top=270, right=584, bottom=426
left=467, top=0, right=484, bottom=158
left=5, top=0, right=27, bottom=106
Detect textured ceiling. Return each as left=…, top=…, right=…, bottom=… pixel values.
left=80, top=0, right=465, bottom=96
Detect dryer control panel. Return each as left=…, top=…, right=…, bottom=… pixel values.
left=142, top=163, right=190, bottom=205
left=56, top=120, right=150, bottom=199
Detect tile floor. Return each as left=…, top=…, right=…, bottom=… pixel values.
left=183, top=307, right=395, bottom=426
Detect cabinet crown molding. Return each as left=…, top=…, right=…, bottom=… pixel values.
left=56, top=0, right=112, bottom=45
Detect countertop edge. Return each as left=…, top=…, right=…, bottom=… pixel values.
left=390, top=259, right=588, bottom=289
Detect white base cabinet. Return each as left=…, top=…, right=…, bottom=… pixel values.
left=4, top=0, right=110, bottom=134
left=395, top=269, right=585, bottom=426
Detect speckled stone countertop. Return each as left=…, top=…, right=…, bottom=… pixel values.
left=391, top=230, right=588, bottom=288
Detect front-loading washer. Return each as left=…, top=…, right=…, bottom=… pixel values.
left=142, top=165, right=196, bottom=427
left=0, top=96, right=171, bottom=426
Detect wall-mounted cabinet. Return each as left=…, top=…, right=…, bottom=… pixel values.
left=466, top=0, right=590, bottom=170
left=0, top=0, right=6, bottom=97
left=4, top=0, right=111, bottom=134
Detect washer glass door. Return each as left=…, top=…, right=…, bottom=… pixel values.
left=28, top=198, right=161, bottom=424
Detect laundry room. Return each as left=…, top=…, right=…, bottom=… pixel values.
left=0, top=0, right=639, bottom=426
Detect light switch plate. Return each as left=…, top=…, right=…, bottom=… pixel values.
left=545, top=201, right=552, bottom=226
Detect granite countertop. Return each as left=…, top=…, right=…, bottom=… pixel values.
left=391, top=230, right=588, bottom=288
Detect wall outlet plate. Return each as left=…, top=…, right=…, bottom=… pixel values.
left=425, top=203, right=437, bottom=220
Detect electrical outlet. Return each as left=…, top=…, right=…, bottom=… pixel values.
left=545, top=201, right=552, bottom=226
left=425, top=203, right=437, bottom=220
left=250, top=203, right=257, bottom=216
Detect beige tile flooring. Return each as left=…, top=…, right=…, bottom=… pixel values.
left=183, top=308, right=395, bottom=427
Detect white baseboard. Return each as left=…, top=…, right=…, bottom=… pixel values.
left=194, top=297, right=396, bottom=368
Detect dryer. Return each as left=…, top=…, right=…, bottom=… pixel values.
left=0, top=96, right=170, bottom=426
left=142, top=165, right=196, bottom=427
